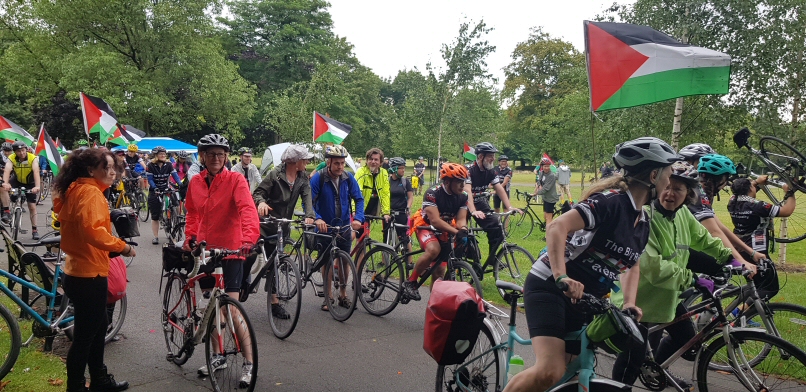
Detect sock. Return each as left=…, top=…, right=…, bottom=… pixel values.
left=2, top=207, right=8, bottom=213
left=31, top=226, right=37, bottom=231
left=408, top=269, right=420, bottom=282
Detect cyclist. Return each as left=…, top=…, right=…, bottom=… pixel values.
left=173, top=150, right=191, bottom=201
left=464, top=142, right=520, bottom=273
left=187, top=153, right=205, bottom=181
left=493, top=155, right=512, bottom=213
left=75, top=139, right=90, bottom=151
left=354, top=148, right=390, bottom=266
left=232, top=147, right=261, bottom=192
left=611, top=161, right=737, bottom=390
left=146, top=146, right=181, bottom=245
left=535, top=157, right=559, bottom=228
left=310, top=145, right=364, bottom=311
left=2, top=141, right=42, bottom=239
left=1, top=142, right=12, bottom=165
left=504, top=137, right=680, bottom=392
left=250, top=144, right=316, bottom=316
left=0, top=142, right=12, bottom=212
left=414, top=156, right=426, bottom=195
left=385, top=157, right=414, bottom=263
left=402, top=163, right=470, bottom=301
left=182, top=133, right=259, bottom=385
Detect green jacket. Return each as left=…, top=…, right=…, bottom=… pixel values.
left=613, top=203, right=732, bottom=323
left=354, top=166, right=390, bottom=216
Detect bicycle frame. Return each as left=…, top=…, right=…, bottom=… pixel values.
left=0, top=263, right=73, bottom=333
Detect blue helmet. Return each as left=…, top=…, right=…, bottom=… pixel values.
left=698, top=154, right=736, bottom=176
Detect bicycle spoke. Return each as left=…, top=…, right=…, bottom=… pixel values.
left=206, top=296, right=257, bottom=392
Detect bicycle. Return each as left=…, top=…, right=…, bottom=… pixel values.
left=384, top=210, right=413, bottom=267
left=476, top=211, right=535, bottom=304
left=436, top=280, right=641, bottom=392
left=36, top=170, right=52, bottom=204
left=161, top=241, right=259, bottom=391
left=506, top=189, right=561, bottom=240
left=357, top=225, right=483, bottom=316
left=157, top=187, right=185, bottom=244
left=7, top=187, right=35, bottom=241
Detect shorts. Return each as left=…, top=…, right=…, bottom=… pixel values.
left=524, top=273, right=586, bottom=347
left=148, top=191, right=164, bottom=221
left=492, top=190, right=510, bottom=209
left=8, top=179, right=37, bottom=204
left=543, top=201, right=556, bottom=214
left=199, top=258, right=245, bottom=293
left=415, top=228, right=452, bottom=263
left=559, top=183, right=571, bottom=195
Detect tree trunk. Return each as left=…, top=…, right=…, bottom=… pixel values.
left=671, top=97, right=684, bottom=149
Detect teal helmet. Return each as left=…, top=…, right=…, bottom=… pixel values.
left=698, top=154, right=736, bottom=176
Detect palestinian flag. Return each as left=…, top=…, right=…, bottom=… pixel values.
left=34, top=124, right=64, bottom=175
left=107, top=125, right=142, bottom=147
left=584, top=21, right=731, bottom=111
left=313, top=112, right=351, bottom=144
left=80, top=92, right=122, bottom=143
left=463, top=142, right=476, bottom=161
left=0, top=116, right=35, bottom=145
left=54, top=137, right=67, bottom=154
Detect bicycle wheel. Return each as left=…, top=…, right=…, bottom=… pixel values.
left=323, top=249, right=358, bottom=322
left=435, top=321, right=500, bottom=392
left=448, top=260, right=484, bottom=299
left=162, top=273, right=193, bottom=365
left=697, top=330, right=806, bottom=392
left=493, top=245, right=534, bottom=304
left=0, top=303, right=21, bottom=381
left=267, top=257, right=302, bottom=339
left=550, top=380, right=634, bottom=392
left=37, top=176, right=50, bottom=203
left=743, top=302, right=806, bottom=357
left=757, top=183, right=806, bottom=243
left=137, top=191, right=149, bottom=222
left=205, top=295, right=258, bottom=392
left=358, top=246, right=402, bottom=316
left=507, top=210, right=535, bottom=240
left=759, top=136, right=806, bottom=194
left=104, top=295, right=126, bottom=344
left=12, top=208, right=21, bottom=241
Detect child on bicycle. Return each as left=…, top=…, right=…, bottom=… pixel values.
left=402, top=163, right=470, bottom=302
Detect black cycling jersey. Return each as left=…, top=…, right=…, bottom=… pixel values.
left=389, top=175, right=412, bottom=212
left=414, top=162, right=425, bottom=176
left=728, top=195, right=780, bottom=252
left=147, top=161, right=176, bottom=190
left=686, top=184, right=715, bottom=222
left=530, top=190, right=649, bottom=298
left=465, top=161, right=501, bottom=209
left=421, top=184, right=468, bottom=225
left=493, top=166, right=512, bottom=191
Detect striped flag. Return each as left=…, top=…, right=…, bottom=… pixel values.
left=0, top=116, right=35, bottom=146
left=463, top=142, right=476, bottom=161
left=313, top=112, right=352, bottom=144
left=108, top=125, right=142, bottom=147
left=80, top=92, right=123, bottom=143
left=34, top=124, right=64, bottom=174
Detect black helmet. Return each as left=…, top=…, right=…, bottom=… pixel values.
left=679, top=143, right=715, bottom=160
left=613, top=137, right=681, bottom=173
left=1, top=142, right=12, bottom=151
left=153, top=146, right=167, bottom=154
left=238, top=147, right=252, bottom=155
left=475, top=142, right=498, bottom=155
left=498, top=155, right=508, bottom=161
left=197, top=134, right=230, bottom=152
left=669, top=161, right=700, bottom=187
left=11, top=141, right=27, bottom=151
left=389, top=157, right=406, bottom=167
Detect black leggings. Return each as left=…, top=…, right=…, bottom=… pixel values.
left=473, top=209, right=504, bottom=265
left=63, top=274, right=109, bottom=389
left=612, top=303, right=696, bottom=385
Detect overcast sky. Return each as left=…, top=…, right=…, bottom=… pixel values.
left=328, top=0, right=632, bottom=86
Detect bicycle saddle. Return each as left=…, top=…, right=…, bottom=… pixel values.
left=21, top=235, right=61, bottom=248
left=495, top=280, right=523, bottom=293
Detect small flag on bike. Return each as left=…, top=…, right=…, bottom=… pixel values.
left=80, top=92, right=123, bottom=144
left=0, top=115, right=35, bottom=146
left=313, top=112, right=352, bottom=144
left=463, top=142, right=476, bottom=161
left=34, top=123, right=64, bottom=175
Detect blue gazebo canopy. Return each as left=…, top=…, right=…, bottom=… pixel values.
left=111, top=137, right=197, bottom=153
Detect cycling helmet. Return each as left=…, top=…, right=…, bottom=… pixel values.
left=76, top=139, right=88, bottom=146
left=324, top=144, right=349, bottom=158
left=540, top=157, right=551, bottom=165
left=197, top=133, right=230, bottom=152
left=499, top=155, right=509, bottom=161
left=440, top=162, right=469, bottom=180
left=418, top=156, right=424, bottom=160
left=1, top=142, right=11, bottom=151
left=127, top=144, right=139, bottom=152
left=11, top=141, right=27, bottom=151
left=612, top=137, right=681, bottom=173
left=177, top=150, right=189, bottom=159
left=389, top=157, right=406, bottom=168
left=474, top=142, right=498, bottom=155
left=698, top=154, right=736, bottom=176
left=669, top=161, right=700, bottom=187
left=153, top=146, right=167, bottom=154
left=679, top=143, right=715, bottom=160
left=238, top=147, right=252, bottom=155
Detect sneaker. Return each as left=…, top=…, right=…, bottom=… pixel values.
left=31, top=229, right=39, bottom=240
left=271, top=303, right=290, bottom=320
left=1, top=211, right=9, bottom=224
left=667, top=371, right=694, bottom=392
left=152, top=237, right=159, bottom=245
left=239, top=362, right=253, bottom=388
left=401, top=281, right=421, bottom=301
left=198, top=354, right=227, bottom=376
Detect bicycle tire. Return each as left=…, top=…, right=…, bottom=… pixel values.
left=435, top=321, right=500, bottom=392
left=448, top=260, right=484, bottom=299
left=759, top=136, right=806, bottom=194
left=267, top=257, right=302, bottom=339
left=104, top=295, right=126, bottom=344
left=162, top=273, right=193, bottom=365
left=324, top=249, right=358, bottom=322
left=358, top=246, right=402, bottom=316
left=205, top=295, right=258, bottom=392
left=12, top=208, right=21, bottom=241
left=743, top=302, right=806, bottom=358
left=758, top=183, right=806, bottom=243
left=493, top=245, right=535, bottom=304
left=696, top=330, right=806, bottom=392
left=549, top=380, right=633, bottom=392
left=508, top=210, right=535, bottom=240
left=137, top=191, right=149, bottom=222
left=0, top=303, right=21, bottom=381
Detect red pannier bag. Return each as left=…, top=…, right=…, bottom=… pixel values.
left=423, top=280, right=485, bottom=365
left=107, top=256, right=128, bottom=304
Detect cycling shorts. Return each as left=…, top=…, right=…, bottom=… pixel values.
left=198, top=258, right=244, bottom=293
left=524, top=273, right=586, bottom=353
left=492, top=190, right=510, bottom=209
left=8, top=179, right=37, bottom=204
left=543, top=201, right=556, bottom=214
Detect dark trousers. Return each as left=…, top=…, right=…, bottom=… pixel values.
left=473, top=208, right=504, bottom=265
left=63, top=274, right=109, bottom=389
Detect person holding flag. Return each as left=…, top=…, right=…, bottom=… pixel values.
left=2, top=141, right=41, bottom=238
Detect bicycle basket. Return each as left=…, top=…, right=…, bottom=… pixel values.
left=585, top=308, right=644, bottom=355
left=162, top=244, right=194, bottom=272
left=111, top=207, right=140, bottom=238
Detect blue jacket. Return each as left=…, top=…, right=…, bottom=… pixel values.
left=311, top=169, right=364, bottom=229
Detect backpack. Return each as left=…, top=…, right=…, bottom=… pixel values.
left=107, top=256, right=128, bottom=304
left=423, top=280, right=485, bottom=365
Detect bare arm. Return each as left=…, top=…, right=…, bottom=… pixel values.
left=423, top=205, right=461, bottom=235
left=546, top=209, right=586, bottom=299
left=620, top=263, right=642, bottom=320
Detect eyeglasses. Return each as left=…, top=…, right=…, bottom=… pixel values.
left=205, top=152, right=227, bottom=159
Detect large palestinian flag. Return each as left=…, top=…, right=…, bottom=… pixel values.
left=80, top=92, right=122, bottom=143
left=463, top=142, right=476, bottom=161
left=34, top=124, right=64, bottom=174
left=108, top=125, right=142, bottom=147
left=584, top=21, right=731, bottom=112
left=313, top=112, right=352, bottom=144
left=0, top=116, right=35, bottom=145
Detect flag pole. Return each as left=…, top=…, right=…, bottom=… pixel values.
left=590, top=111, right=598, bottom=181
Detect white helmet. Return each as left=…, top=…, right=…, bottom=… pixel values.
left=613, top=137, right=681, bottom=174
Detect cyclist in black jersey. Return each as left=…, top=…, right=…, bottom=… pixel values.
left=146, top=146, right=181, bottom=244
left=505, top=137, right=680, bottom=392
left=729, top=176, right=796, bottom=256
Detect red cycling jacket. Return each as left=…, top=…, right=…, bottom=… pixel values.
left=185, top=168, right=260, bottom=251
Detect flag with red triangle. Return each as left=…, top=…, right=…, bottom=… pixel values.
left=0, top=116, right=35, bottom=145
left=584, top=21, right=731, bottom=111
left=107, top=125, right=142, bottom=147
left=54, top=137, right=66, bottom=154
left=463, top=142, right=476, bottom=161
left=34, top=123, right=64, bottom=175
left=93, top=141, right=99, bottom=149
left=542, top=153, right=553, bottom=165
left=313, top=112, right=352, bottom=144
left=80, top=92, right=123, bottom=143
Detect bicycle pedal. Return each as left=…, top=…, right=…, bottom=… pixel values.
left=400, top=297, right=411, bottom=305
left=165, top=353, right=174, bottom=362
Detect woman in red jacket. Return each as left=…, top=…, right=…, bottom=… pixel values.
left=183, top=133, right=260, bottom=387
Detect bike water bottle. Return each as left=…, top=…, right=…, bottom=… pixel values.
left=508, top=354, right=524, bottom=380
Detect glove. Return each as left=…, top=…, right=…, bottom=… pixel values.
left=455, top=229, right=468, bottom=245
left=694, top=277, right=715, bottom=294
left=728, top=259, right=743, bottom=268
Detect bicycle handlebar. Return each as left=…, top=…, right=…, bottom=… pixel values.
left=188, top=239, right=264, bottom=278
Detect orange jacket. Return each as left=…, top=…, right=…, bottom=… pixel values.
left=53, top=178, right=127, bottom=277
